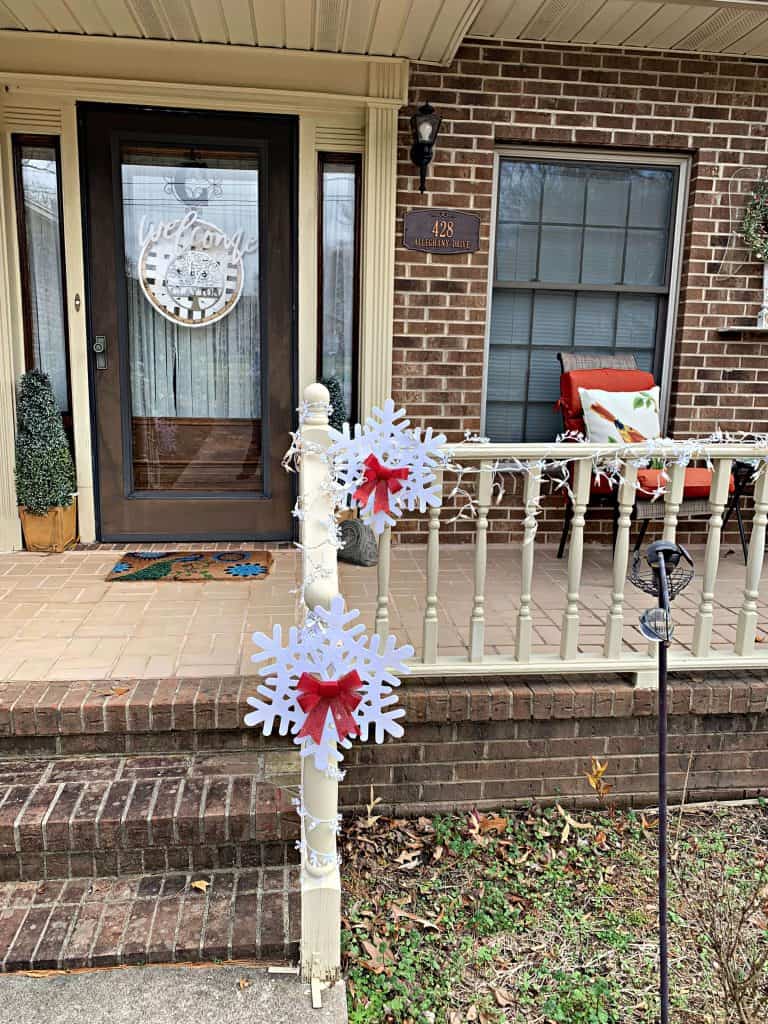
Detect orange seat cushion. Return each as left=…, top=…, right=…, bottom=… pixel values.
left=636, top=467, right=735, bottom=498
left=558, top=369, right=736, bottom=505
left=559, top=369, right=656, bottom=435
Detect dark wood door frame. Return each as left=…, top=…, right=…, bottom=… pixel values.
left=78, top=103, right=298, bottom=541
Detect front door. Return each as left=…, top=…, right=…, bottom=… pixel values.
left=80, top=104, right=296, bottom=540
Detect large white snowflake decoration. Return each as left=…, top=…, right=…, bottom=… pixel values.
left=244, top=595, right=413, bottom=773
left=329, top=399, right=447, bottom=534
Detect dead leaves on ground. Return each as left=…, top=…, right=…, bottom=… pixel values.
left=468, top=810, right=508, bottom=846
left=344, top=811, right=436, bottom=871
left=448, top=1005, right=498, bottom=1023
left=345, top=800, right=608, bottom=883
left=359, top=936, right=396, bottom=974
left=97, top=685, right=131, bottom=698
left=556, top=802, right=593, bottom=844
left=491, top=985, right=515, bottom=1007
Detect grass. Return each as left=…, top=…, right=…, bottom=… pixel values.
left=340, top=799, right=768, bottom=1023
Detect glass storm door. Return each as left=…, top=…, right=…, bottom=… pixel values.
left=80, top=105, right=296, bottom=540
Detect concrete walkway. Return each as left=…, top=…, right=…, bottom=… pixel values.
left=0, top=964, right=347, bottom=1024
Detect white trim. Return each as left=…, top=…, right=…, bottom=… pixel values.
left=480, top=151, right=501, bottom=441
left=481, top=145, right=691, bottom=439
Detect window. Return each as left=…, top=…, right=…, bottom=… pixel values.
left=484, top=154, right=684, bottom=442
left=13, top=136, right=71, bottom=415
left=318, top=154, right=361, bottom=423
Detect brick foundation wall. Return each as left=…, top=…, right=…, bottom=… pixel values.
left=340, top=674, right=768, bottom=814
left=1, top=675, right=764, bottom=822
left=393, top=40, right=768, bottom=544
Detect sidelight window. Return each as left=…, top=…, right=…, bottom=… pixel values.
left=317, top=154, right=361, bottom=424
left=13, top=136, right=71, bottom=415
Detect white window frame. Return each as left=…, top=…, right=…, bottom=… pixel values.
left=481, top=146, right=691, bottom=440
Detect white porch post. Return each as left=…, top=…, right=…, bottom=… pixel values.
left=0, top=130, right=21, bottom=551
left=299, top=382, right=341, bottom=984
left=359, top=101, right=398, bottom=417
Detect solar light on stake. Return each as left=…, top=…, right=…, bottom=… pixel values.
left=628, top=541, right=694, bottom=1024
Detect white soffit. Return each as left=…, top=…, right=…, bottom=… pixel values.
left=469, top=0, right=768, bottom=60
left=0, top=0, right=484, bottom=63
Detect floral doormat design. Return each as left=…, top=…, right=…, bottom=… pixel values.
left=106, top=550, right=274, bottom=582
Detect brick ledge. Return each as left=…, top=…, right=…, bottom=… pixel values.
left=0, top=672, right=766, bottom=741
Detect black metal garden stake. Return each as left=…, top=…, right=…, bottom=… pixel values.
left=629, top=541, right=694, bottom=1024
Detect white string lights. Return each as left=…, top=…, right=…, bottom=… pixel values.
left=442, top=429, right=768, bottom=523
left=292, top=790, right=343, bottom=834
left=294, top=838, right=342, bottom=870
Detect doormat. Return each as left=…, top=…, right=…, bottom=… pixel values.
left=106, top=550, right=274, bottom=582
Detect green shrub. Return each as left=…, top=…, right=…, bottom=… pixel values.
left=322, top=375, right=348, bottom=431
left=15, top=370, right=76, bottom=515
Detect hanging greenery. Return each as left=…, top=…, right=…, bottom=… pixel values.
left=15, top=370, right=76, bottom=516
left=321, top=376, right=348, bottom=432
left=742, top=180, right=768, bottom=261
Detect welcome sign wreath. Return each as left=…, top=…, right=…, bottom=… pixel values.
left=138, top=210, right=258, bottom=328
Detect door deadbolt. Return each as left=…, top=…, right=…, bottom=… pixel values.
left=93, top=335, right=107, bottom=370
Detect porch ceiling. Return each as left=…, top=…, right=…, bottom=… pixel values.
left=0, top=0, right=483, bottom=64
left=1, top=1, right=767, bottom=67
left=469, top=0, right=768, bottom=60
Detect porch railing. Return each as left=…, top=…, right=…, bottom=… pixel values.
left=296, top=388, right=768, bottom=987
left=370, top=441, right=768, bottom=688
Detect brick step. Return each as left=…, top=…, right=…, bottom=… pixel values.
left=0, top=678, right=264, bottom=757
left=0, top=752, right=299, bottom=882
left=0, top=866, right=298, bottom=971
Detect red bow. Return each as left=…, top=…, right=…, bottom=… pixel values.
left=353, top=454, right=410, bottom=514
left=296, top=670, right=363, bottom=745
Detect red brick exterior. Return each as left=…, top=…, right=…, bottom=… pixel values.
left=1, top=674, right=766, bottom=825
left=393, top=40, right=768, bottom=542
left=342, top=673, right=768, bottom=815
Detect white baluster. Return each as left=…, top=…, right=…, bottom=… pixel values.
left=736, top=465, right=768, bottom=655
left=375, top=525, right=391, bottom=643
left=515, top=466, right=541, bottom=663
left=692, top=459, right=732, bottom=657
left=423, top=469, right=443, bottom=663
left=468, top=463, right=492, bottom=663
left=604, top=462, right=638, bottom=660
left=560, top=458, right=591, bottom=660
left=662, top=462, right=686, bottom=543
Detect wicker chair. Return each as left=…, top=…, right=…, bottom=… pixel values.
left=555, top=353, right=738, bottom=559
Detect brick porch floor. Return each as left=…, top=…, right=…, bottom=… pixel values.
left=0, top=542, right=763, bottom=681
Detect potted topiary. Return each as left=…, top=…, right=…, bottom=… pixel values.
left=323, top=375, right=352, bottom=529
left=321, top=375, right=348, bottom=432
left=15, top=370, right=78, bottom=552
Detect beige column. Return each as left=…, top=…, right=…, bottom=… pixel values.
left=0, top=131, right=22, bottom=551
left=359, top=102, right=398, bottom=416
left=299, top=382, right=341, bottom=985
left=59, top=101, right=96, bottom=542
left=298, top=114, right=319, bottom=396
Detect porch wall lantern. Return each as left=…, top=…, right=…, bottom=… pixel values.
left=410, top=102, right=442, bottom=194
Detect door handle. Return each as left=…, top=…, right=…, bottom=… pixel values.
left=92, top=335, right=107, bottom=370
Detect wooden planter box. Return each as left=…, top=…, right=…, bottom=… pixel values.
left=19, top=498, right=78, bottom=553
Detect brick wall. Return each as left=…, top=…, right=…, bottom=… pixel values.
left=340, top=674, right=768, bottom=815
left=392, top=40, right=768, bottom=543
